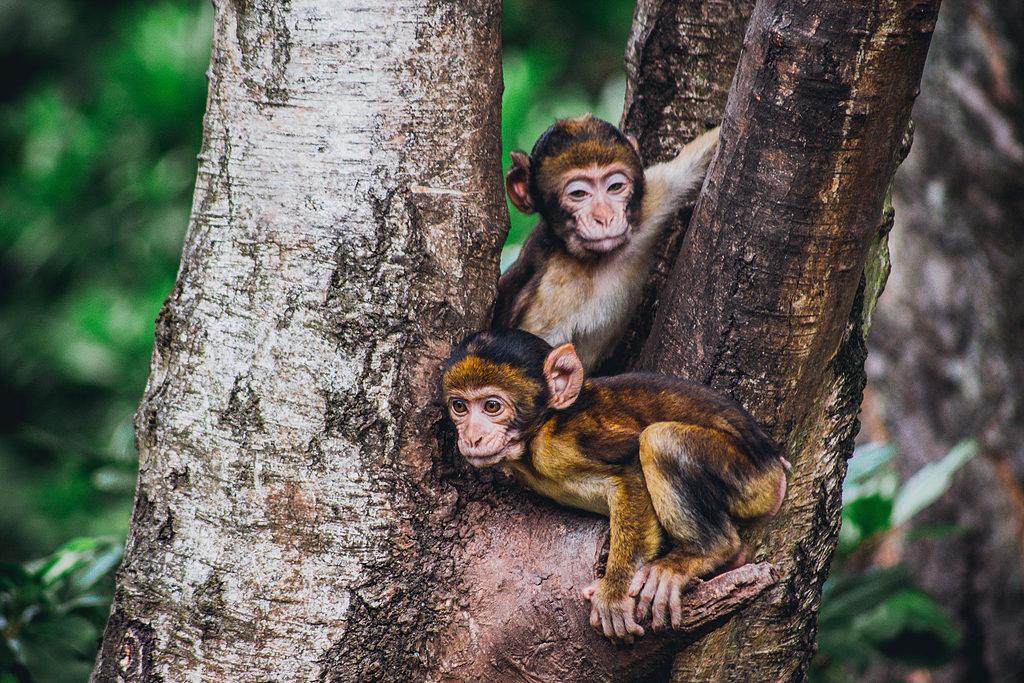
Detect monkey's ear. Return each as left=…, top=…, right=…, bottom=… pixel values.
left=627, top=135, right=640, bottom=157
left=544, top=344, right=584, bottom=409
left=506, top=151, right=536, bottom=215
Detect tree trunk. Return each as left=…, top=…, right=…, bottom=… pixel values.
left=605, top=0, right=753, bottom=374
left=623, top=0, right=939, bottom=680
left=90, top=0, right=508, bottom=680
left=92, top=0, right=942, bottom=681
left=864, top=0, right=1024, bottom=681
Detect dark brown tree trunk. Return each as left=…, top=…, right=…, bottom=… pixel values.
left=865, top=0, right=1024, bottom=681
left=623, top=0, right=940, bottom=680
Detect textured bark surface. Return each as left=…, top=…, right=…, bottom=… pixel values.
left=90, top=2, right=778, bottom=681
left=91, top=0, right=948, bottom=681
left=864, top=0, right=1024, bottom=681
left=622, top=1, right=940, bottom=681
left=604, top=0, right=753, bottom=374
left=91, top=0, right=507, bottom=680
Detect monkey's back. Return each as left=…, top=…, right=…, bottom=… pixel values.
left=551, top=374, right=781, bottom=470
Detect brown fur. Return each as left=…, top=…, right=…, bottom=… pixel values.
left=441, top=330, right=786, bottom=641
left=495, top=117, right=720, bottom=372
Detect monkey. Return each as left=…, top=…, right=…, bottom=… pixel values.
left=441, top=328, right=788, bottom=643
left=494, top=114, right=720, bottom=372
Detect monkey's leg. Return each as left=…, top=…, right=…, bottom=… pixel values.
left=631, top=422, right=747, bottom=630
left=582, top=472, right=662, bottom=643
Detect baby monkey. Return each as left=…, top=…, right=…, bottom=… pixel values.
left=441, top=329, right=788, bottom=643
left=495, top=114, right=720, bottom=372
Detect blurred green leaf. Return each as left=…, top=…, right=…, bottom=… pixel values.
left=819, top=566, right=913, bottom=627
left=818, top=567, right=960, bottom=674
left=861, top=590, right=961, bottom=654
left=844, top=442, right=894, bottom=487
left=892, top=439, right=977, bottom=526
left=842, top=494, right=893, bottom=541
left=3, top=538, right=122, bottom=682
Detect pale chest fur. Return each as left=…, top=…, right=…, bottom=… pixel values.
left=508, top=425, right=613, bottom=516
left=520, top=238, right=654, bottom=370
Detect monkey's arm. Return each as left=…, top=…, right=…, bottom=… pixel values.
left=639, top=126, right=720, bottom=233
left=493, top=230, right=546, bottom=329
left=582, top=471, right=663, bottom=643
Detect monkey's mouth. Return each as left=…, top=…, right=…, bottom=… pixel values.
left=578, top=229, right=630, bottom=252
left=460, top=437, right=523, bottom=467
left=463, top=452, right=506, bottom=467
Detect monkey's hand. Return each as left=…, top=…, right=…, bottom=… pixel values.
left=629, top=561, right=697, bottom=631
left=582, top=579, right=644, bottom=643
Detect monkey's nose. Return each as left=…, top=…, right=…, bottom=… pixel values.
left=592, top=199, right=614, bottom=226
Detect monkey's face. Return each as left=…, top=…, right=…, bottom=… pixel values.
left=445, top=386, right=524, bottom=467
left=555, top=162, right=636, bottom=255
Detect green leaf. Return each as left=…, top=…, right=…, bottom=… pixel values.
left=842, top=493, right=893, bottom=539
left=818, top=566, right=913, bottom=627
left=815, top=626, right=879, bottom=672
left=892, top=439, right=978, bottom=525
left=68, top=541, right=122, bottom=594
left=845, top=442, right=895, bottom=486
left=859, top=590, right=961, bottom=667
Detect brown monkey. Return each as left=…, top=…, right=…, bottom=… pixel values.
left=441, top=329, right=787, bottom=643
left=495, top=114, right=720, bottom=372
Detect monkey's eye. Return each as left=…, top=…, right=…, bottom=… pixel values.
left=568, top=189, right=588, bottom=199
left=449, top=399, right=468, bottom=414
left=607, top=181, right=625, bottom=192
left=483, top=399, right=503, bottom=414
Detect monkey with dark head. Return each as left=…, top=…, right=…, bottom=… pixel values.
left=495, top=114, right=720, bottom=372
left=441, top=329, right=788, bottom=643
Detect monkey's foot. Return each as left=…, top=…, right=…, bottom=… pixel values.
left=628, top=560, right=698, bottom=631
left=582, top=580, right=644, bottom=644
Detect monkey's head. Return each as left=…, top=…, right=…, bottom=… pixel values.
left=441, top=329, right=584, bottom=467
left=506, top=114, right=645, bottom=258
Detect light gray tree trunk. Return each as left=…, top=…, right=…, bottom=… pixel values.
left=91, top=0, right=506, bottom=680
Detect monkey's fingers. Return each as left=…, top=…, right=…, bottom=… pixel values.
left=634, top=563, right=666, bottom=623
left=589, top=593, right=644, bottom=644
left=612, top=608, right=643, bottom=644
left=668, top=573, right=689, bottom=630
left=628, top=564, right=653, bottom=598
left=649, top=573, right=676, bottom=631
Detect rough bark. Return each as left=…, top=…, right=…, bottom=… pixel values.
left=90, top=1, right=775, bottom=681
left=91, top=0, right=507, bottom=680
left=623, top=1, right=940, bottom=681
left=604, top=0, right=753, bottom=374
left=91, top=0, right=945, bottom=681
left=864, top=0, right=1024, bottom=681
